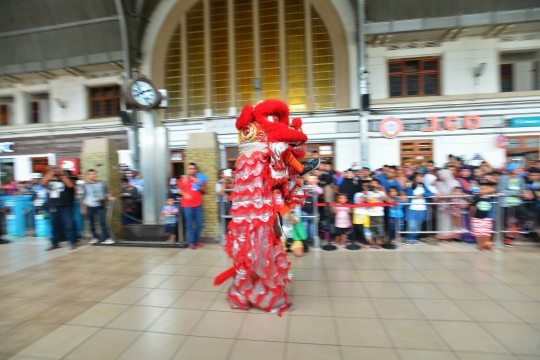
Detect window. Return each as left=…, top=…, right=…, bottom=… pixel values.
left=170, top=150, right=185, bottom=178
left=226, top=147, right=239, bottom=170
left=164, top=0, right=336, bottom=117
left=0, top=104, right=8, bottom=126
left=89, top=85, right=121, bottom=118
left=30, top=101, right=40, bottom=123
left=165, top=26, right=182, bottom=119
left=389, top=58, right=439, bottom=97
left=507, top=136, right=539, bottom=160
left=303, top=143, right=334, bottom=166
left=187, top=2, right=205, bottom=117
left=501, top=64, right=513, bottom=92
left=400, top=140, right=433, bottom=166
left=28, top=94, right=49, bottom=124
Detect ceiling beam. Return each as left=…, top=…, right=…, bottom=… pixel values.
left=0, top=16, right=119, bottom=38
left=441, top=28, right=468, bottom=42
left=484, top=24, right=515, bottom=38
left=1, top=75, right=21, bottom=83
left=35, top=71, right=56, bottom=80
left=365, top=7, right=540, bottom=35
left=442, top=29, right=458, bottom=42
left=113, top=62, right=124, bottom=70
left=65, top=67, right=85, bottom=77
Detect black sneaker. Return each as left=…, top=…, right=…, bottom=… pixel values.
left=299, top=158, right=321, bottom=176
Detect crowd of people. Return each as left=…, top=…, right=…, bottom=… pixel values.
left=2, top=154, right=539, bottom=253
left=0, top=167, right=147, bottom=250
left=278, top=156, right=540, bottom=251
left=213, top=156, right=540, bottom=253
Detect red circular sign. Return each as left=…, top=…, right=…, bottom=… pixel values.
left=496, top=134, right=508, bottom=149
left=379, top=117, right=403, bottom=138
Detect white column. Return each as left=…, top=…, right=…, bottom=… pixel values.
left=228, top=0, right=236, bottom=115
left=181, top=12, right=189, bottom=118
left=12, top=87, right=28, bottom=125
left=304, top=0, right=313, bottom=110
left=278, top=0, right=287, bottom=101
left=14, top=156, right=32, bottom=181
left=252, top=0, right=261, bottom=101
left=203, top=0, right=213, bottom=117
left=140, top=111, right=170, bottom=224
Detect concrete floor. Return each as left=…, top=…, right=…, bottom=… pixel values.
left=0, top=237, right=539, bottom=360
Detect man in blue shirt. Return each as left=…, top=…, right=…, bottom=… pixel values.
left=378, top=166, right=402, bottom=193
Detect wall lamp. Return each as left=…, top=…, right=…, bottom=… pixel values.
left=474, top=63, right=487, bottom=84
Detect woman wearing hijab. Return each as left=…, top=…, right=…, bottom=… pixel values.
left=456, top=166, right=478, bottom=243
left=436, top=168, right=456, bottom=240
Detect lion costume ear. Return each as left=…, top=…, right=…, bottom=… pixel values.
left=235, top=105, right=254, bottom=130
left=252, top=99, right=290, bottom=125
left=291, top=117, right=302, bottom=130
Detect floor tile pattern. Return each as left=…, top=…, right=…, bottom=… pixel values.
left=0, top=238, right=539, bottom=360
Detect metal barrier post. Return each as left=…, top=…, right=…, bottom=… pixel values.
left=313, top=191, right=320, bottom=248
left=494, top=195, right=502, bottom=248
left=220, top=200, right=226, bottom=246
left=395, top=219, right=401, bottom=248
left=177, top=202, right=186, bottom=247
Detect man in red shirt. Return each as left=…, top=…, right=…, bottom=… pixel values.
left=178, top=163, right=206, bottom=249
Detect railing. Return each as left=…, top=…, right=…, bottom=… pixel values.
left=395, top=194, right=538, bottom=249
left=219, top=186, right=321, bottom=248
left=220, top=192, right=539, bottom=249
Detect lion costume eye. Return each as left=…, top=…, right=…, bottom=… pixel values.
left=267, top=115, right=274, bottom=122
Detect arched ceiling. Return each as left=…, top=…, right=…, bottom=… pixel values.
left=1, top=0, right=539, bottom=77
left=0, top=0, right=161, bottom=76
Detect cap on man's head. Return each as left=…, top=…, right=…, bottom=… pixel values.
left=506, top=163, right=521, bottom=172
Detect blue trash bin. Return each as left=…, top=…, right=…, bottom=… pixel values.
left=34, top=213, right=52, bottom=238
left=1, top=196, right=27, bottom=237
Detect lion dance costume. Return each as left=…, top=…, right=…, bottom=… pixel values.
left=214, top=99, right=310, bottom=315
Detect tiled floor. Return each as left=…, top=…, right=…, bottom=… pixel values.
left=0, top=238, right=540, bottom=360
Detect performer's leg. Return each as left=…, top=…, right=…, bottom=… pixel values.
left=279, top=204, right=293, bottom=218
left=284, top=153, right=321, bottom=176
left=226, top=267, right=252, bottom=311
left=284, top=152, right=304, bottom=173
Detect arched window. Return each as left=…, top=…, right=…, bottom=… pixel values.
left=164, top=0, right=336, bottom=118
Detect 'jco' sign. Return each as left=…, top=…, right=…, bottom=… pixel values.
left=421, top=115, right=481, bottom=132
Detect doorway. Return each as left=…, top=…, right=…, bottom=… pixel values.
left=400, top=140, right=433, bottom=166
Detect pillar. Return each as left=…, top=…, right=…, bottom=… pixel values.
left=185, top=132, right=220, bottom=240
left=12, top=87, right=29, bottom=125
left=139, top=111, right=170, bottom=224
left=80, top=138, right=122, bottom=239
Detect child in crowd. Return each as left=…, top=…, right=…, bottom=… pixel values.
left=450, top=185, right=468, bottom=233
left=333, top=193, right=351, bottom=248
left=282, top=204, right=307, bottom=257
left=352, top=192, right=370, bottom=248
left=405, top=173, right=433, bottom=245
left=160, top=197, right=179, bottom=244
left=367, top=179, right=387, bottom=248
left=387, top=187, right=406, bottom=241
left=470, top=182, right=496, bottom=251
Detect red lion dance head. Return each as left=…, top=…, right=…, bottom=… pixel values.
left=235, top=99, right=307, bottom=158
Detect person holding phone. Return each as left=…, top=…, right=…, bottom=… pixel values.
left=41, top=166, right=76, bottom=250
left=179, top=162, right=207, bottom=249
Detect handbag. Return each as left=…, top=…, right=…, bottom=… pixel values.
left=292, top=222, right=307, bottom=241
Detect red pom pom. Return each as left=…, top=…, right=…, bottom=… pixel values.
left=291, top=117, right=302, bottom=130
left=235, top=105, right=254, bottom=130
